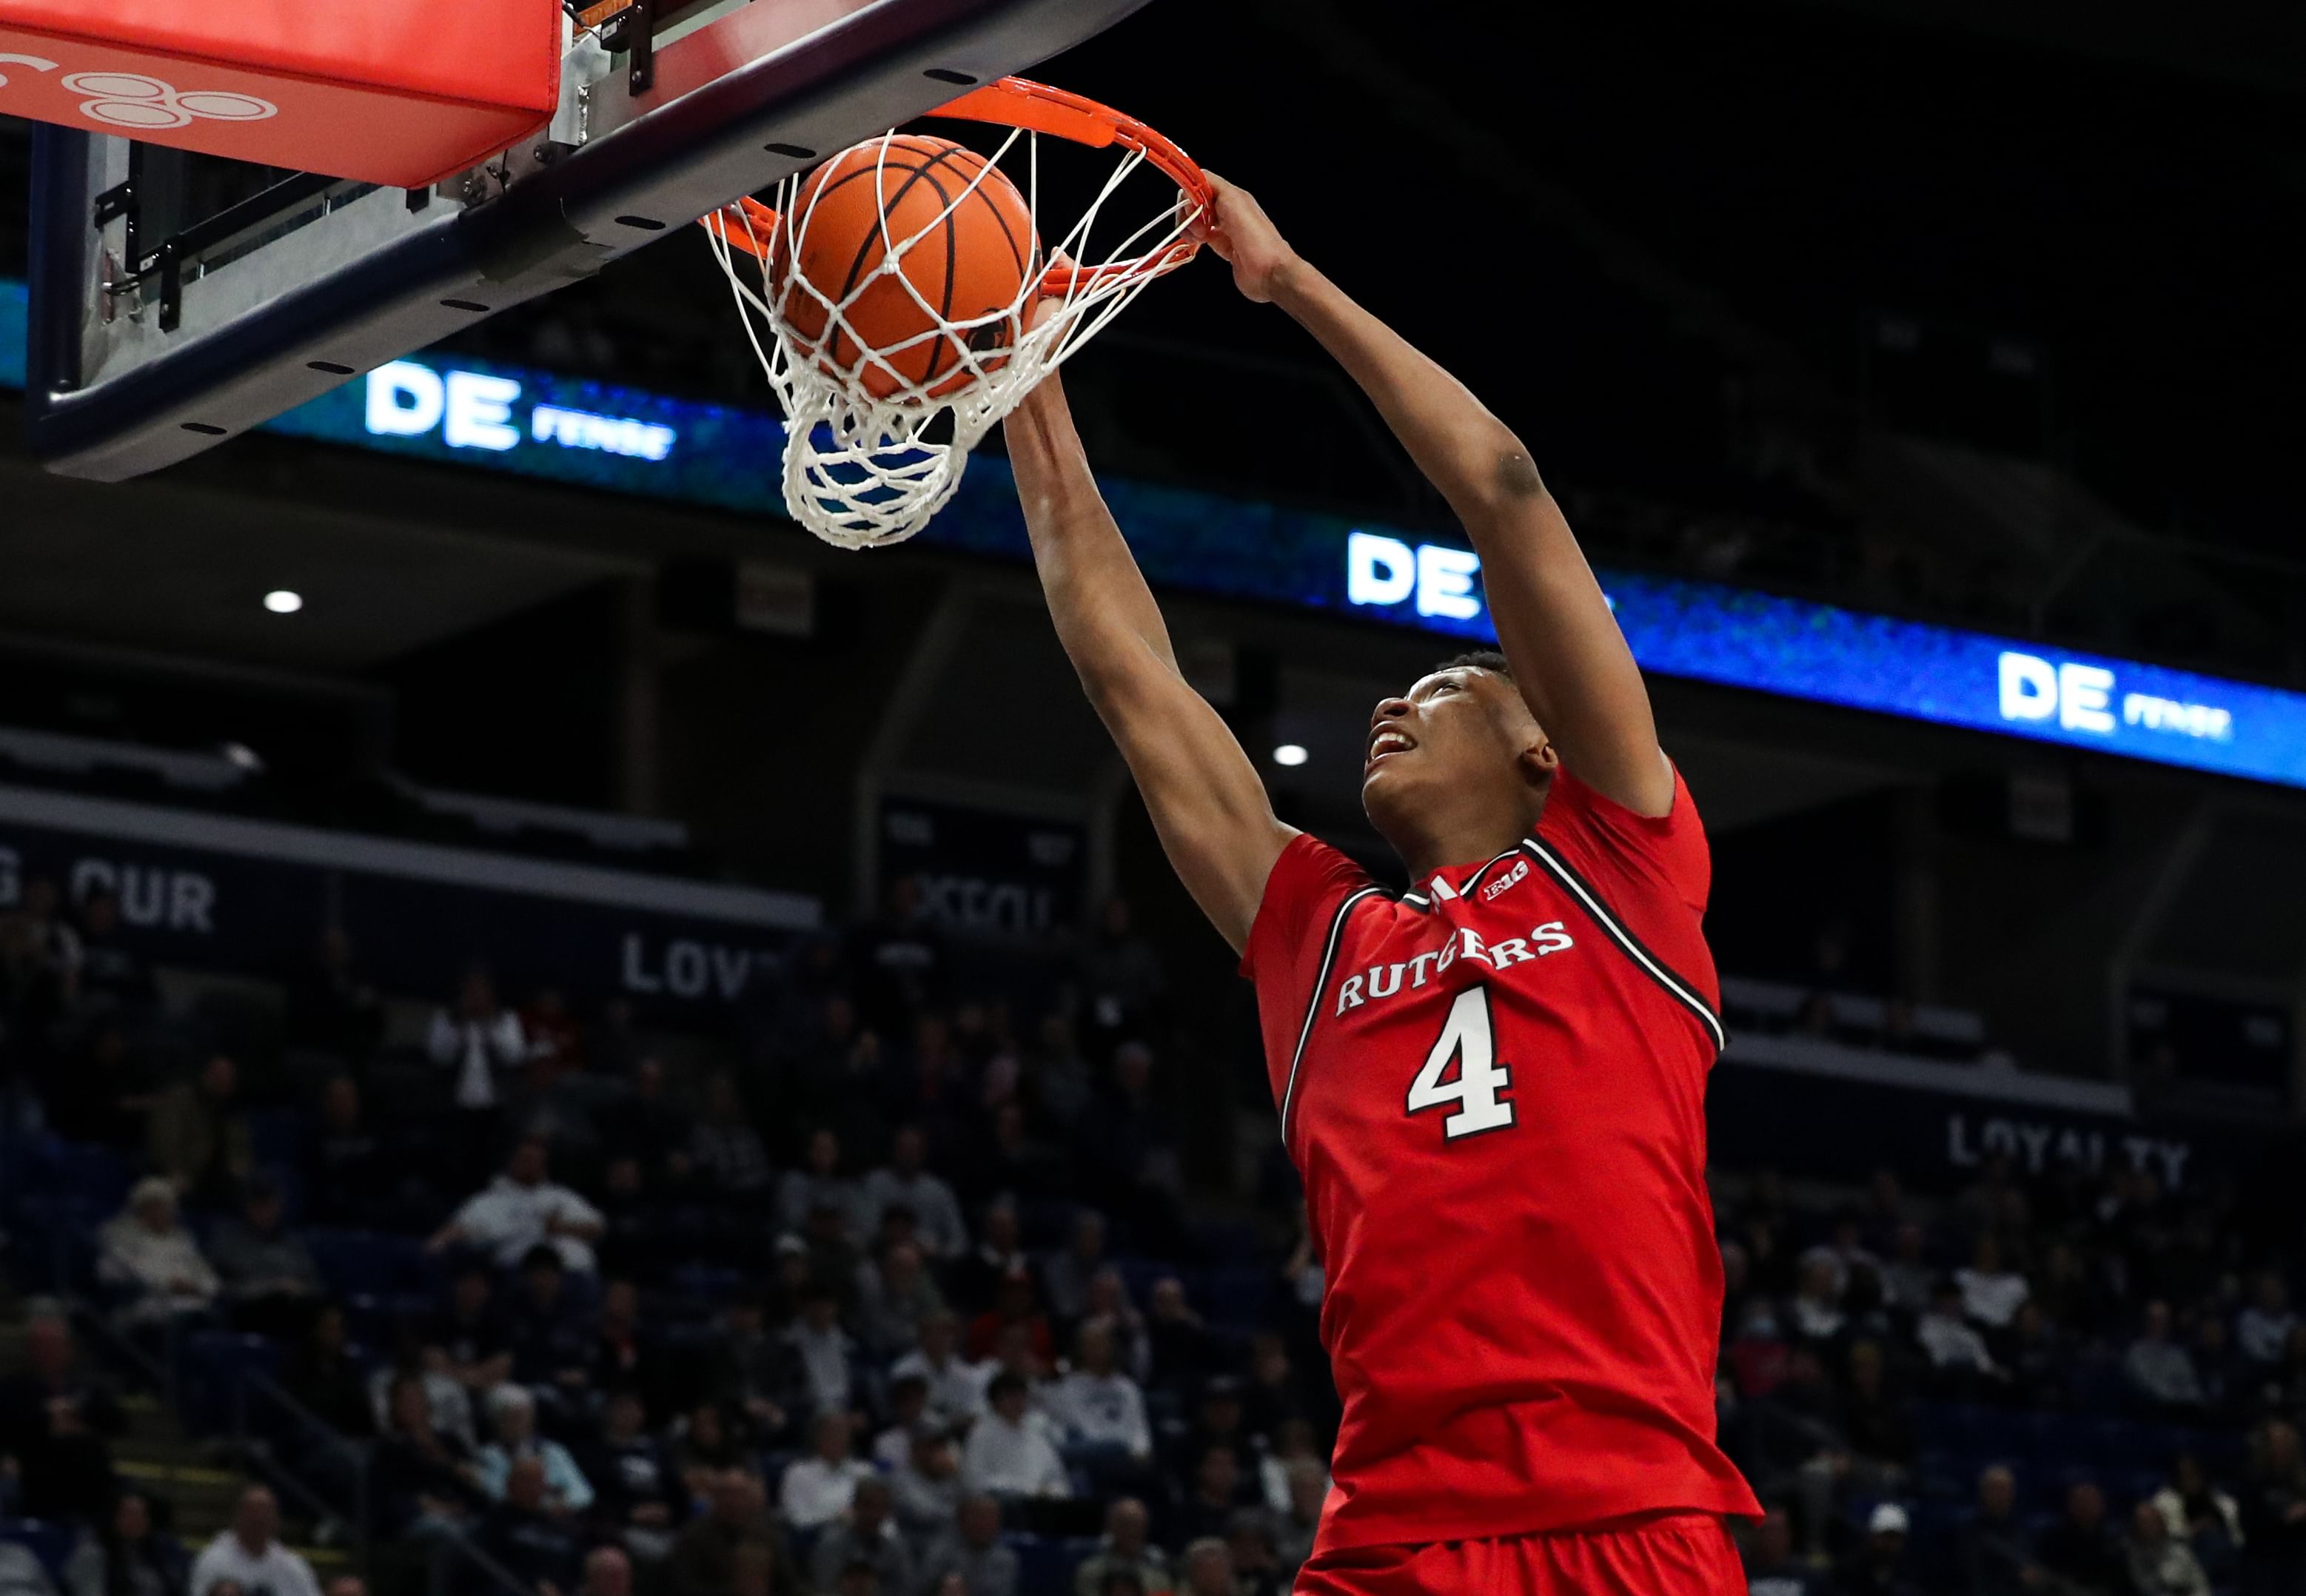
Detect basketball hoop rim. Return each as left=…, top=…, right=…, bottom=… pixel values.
left=701, top=76, right=1210, bottom=295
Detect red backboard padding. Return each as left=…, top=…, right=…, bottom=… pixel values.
left=0, top=0, right=561, bottom=187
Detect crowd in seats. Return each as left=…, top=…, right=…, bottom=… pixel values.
left=7, top=866, right=2306, bottom=1596
left=0, top=877, right=1324, bottom=1596
left=1715, top=1155, right=2306, bottom=1595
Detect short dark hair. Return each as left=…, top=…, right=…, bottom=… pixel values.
left=987, top=1370, right=1028, bottom=1404
left=1438, top=648, right=1512, bottom=679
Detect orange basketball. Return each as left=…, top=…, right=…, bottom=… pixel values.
left=774, top=134, right=1038, bottom=400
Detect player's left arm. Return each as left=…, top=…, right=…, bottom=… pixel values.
left=1199, top=175, right=1673, bottom=817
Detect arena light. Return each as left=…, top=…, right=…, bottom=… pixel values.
left=1272, top=744, right=1309, bottom=767
left=264, top=589, right=304, bottom=614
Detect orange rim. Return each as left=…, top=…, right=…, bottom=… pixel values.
left=701, top=76, right=1208, bottom=294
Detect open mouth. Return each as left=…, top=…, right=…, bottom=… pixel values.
left=1365, top=728, right=1416, bottom=771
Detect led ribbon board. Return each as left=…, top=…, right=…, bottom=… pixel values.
left=3, top=280, right=2301, bottom=791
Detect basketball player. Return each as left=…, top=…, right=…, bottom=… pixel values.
left=1002, top=175, right=1761, bottom=1593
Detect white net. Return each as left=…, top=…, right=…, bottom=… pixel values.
left=705, top=93, right=1202, bottom=549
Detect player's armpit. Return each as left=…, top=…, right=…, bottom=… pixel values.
left=1458, top=483, right=1677, bottom=818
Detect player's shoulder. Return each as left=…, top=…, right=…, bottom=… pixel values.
left=1241, top=832, right=1390, bottom=983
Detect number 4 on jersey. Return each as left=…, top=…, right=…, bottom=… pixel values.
left=1406, top=988, right=1515, bottom=1139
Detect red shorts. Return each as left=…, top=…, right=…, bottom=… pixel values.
left=1293, top=1512, right=1744, bottom=1595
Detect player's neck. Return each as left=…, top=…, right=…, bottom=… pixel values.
left=1392, top=813, right=1537, bottom=888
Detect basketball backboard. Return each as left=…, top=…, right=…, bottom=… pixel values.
left=22, top=0, right=1153, bottom=481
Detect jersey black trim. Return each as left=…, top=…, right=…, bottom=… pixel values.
left=1521, top=838, right=1726, bottom=1053
left=1279, top=885, right=1386, bottom=1137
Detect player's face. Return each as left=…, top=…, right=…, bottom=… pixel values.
left=1361, top=667, right=1550, bottom=841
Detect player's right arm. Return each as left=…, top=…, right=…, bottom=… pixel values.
left=1004, top=370, right=1296, bottom=953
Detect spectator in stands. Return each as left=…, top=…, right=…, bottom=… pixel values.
left=700, top=1292, right=792, bottom=1444
left=1786, top=1255, right=1846, bottom=1344
left=586, top=1277, right=670, bottom=1421
left=577, top=1387, right=683, bottom=1562
left=0, top=1303, right=123, bottom=1524
left=2038, top=1480, right=2125, bottom=1594
left=1965, top=1465, right=2044, bottom=1596
left=2151, top=1455, right=2242, bottom=1581
left=1079, top=899, right=1164, bottom=1062
left=283, top=1302, right=374, bottom=1438
left=863, top=1124, right=967, bottom=1263
left=1956, top=1233, right=2030, bottom=1330
left=1270, top=1461, right=1323, bottom=1574
left=1915, top=1281, right=1997, bottom=1387
left=0, top=1540, right=54, bottom=1596
left=2238, top=1270, right=2296, bottom=1367
left=688, top=1071, right=772, bottom=1204
left=2126, top=1299, right=2205, bottom=1411
left=891, top=1426, right=965, bottom=1554
left=780, top=1411, right=872, bottom=1531
left=1837, top=1339, right=1913, bottom=1472
left=670, top=1469, right=800, bottom=1596
left=1877, top=1223, right=1933, bottom=1315
left=506, top=1244, right=594, bottom=1397
left=475, top=1384, right=594, bottom=1514
left=847, top=875, right=947, bottom=1035
left=431, top=1261, right=515, bottom=1400
left=894, top=1310, right=990, bottom=1431
left=810, top=1476, right=912, bottom=1596
left=2239, top=1419, right=2306, bottom=1594
left=428, top=1136, right=604, bottom=1273
left=777, top=1127, right=865, bottom=1242
left=919, top=1495, right=1018, bottom=1596
left=1081, top=1269, right=1150, bottom=1383
left=372, top=1372, right=481, bottom=1540
left=856, top=1238, right=944, bottom=1358
left=41, top=1022, right=154, bottom=1150
left=64, top=1491, right=180, bottom=1596
left=962, top=1372, right=1069, bottom=1501
left=74, top=888, right=153, bottom=1013
left=190, top=1489, right=320, bottom=1596
left=578, top=1546, right=631, bottom=1596
left=98, top=1177, right=220, bottom=1324
left=303, top=1076, right=385, bottom=1228
left=785, top=1283, right=857, bottom=1421
left=521, top=987, right=585, bottom=1078
left=1740, top=1506, right=1821, bottom=1596
left=429, top=963, right=526, bottom=1116
left=1834, top=1502, right=1919, bottom=1596
left=1046, top=1323, right=1153, bottom=1483
left=1073, top=1498, right=1169, bottom=1596
left=1176, top=1539, right=1239, bottom=1596
left=1027, top=1013, right=1094, bottom=1136
left=477, top=1455, right=586, bottom=1596
left=1075, top=1042, right=1181, bottom=1247
left=1226, top=1512, right=1284, bottom=1596
left=603, top=1059, right=691, bottom=1182
left=966, top=1266, right=1055, bottom=1366
left=1039, top=1210, right=1111, bottom=1331
left=285, top=925, right=383, bottom=1062
left=209, top=1177, right=324, bottom=1338
left=2127, top=1500, right=2213, bottom=1596
left=951, top=1200, right=1030, bottom=1318
left=146, top=1054, right=253, bottom=1208
left=367, top=1327, right=476, bottom=1452
left=673, top=1403, right=747, bottom=1495
left=1172, top=1446, right=1253, bottom=1550
left=1144, top=1277, right=1214, bottom=1398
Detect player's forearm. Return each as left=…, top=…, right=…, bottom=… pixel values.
left=1003, top=376, right=1179, bottom=691
left=1270, top=260, right=1538, bottom=526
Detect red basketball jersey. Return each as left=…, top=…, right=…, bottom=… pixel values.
left=1242, top=765, right=1761, bottom=1553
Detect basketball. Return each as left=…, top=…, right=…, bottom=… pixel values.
left=774, top=134, right=1039, bottom=401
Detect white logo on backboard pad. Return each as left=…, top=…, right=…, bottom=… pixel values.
left=62, top=71, right=276, bottom=130
left=0, top=53, right=60, bottom=89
